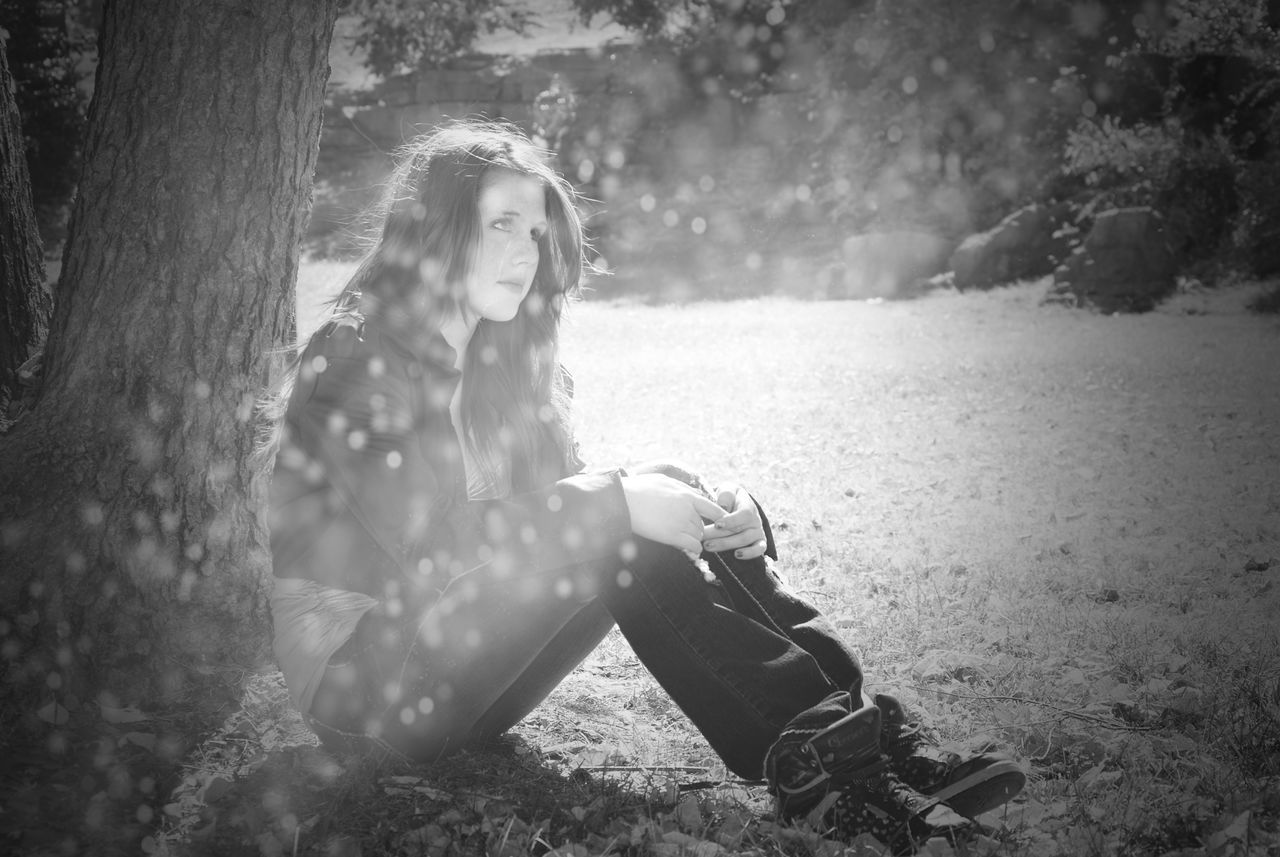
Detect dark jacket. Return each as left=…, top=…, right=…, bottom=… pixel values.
left=269, top=315, right=632, bottom=603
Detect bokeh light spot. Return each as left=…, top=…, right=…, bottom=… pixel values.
left=619, top=539, right=638, bottom=562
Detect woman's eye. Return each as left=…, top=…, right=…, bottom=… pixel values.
left=490, top=218, right=511, bottom=232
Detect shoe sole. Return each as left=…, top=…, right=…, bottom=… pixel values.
left=929, top=760, right=1026, bottom=818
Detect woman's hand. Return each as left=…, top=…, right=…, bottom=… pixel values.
left=702, top=484, right=768, bottom=560
left=621, top=474, right=725, bottom=557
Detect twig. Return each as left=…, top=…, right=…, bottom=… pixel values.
left=580, top=765, right=711, bottom=773
left=907, top=685, right=1161, bottom=732
left=677, top=779, right=765, bottom=792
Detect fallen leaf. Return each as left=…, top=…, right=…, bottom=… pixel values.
left=200, top=776, right=233, bottom=804
left=676, top=794, right=703, bottom=832
left=99, top=703, right=149, bottom=724
left=36, top=701, right=68, bottom=725
left=123, top=732, right=157, bottom=752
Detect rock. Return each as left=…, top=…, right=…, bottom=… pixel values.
left=1049, top=207, right=1177, bottom=313
left=837, top=231, right=954, bottom=299
left=949, top=202, right=1076, bottom=290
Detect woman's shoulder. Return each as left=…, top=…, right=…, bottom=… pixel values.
left=302, top=314, right=456, bottom=379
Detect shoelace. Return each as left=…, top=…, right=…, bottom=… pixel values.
left=805, top=765, right=942, bottom=832
left=883, top=720, right=926, bottom=757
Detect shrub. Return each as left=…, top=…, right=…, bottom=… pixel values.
left=1063, top=117, right=1246, bottom=274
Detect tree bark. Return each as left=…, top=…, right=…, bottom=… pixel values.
left=0, top=32, right=52, bottom=419
left=0, top=0, right=337, bottom=727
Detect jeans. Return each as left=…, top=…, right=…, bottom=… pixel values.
left=308, top=463, right=865, bottom=779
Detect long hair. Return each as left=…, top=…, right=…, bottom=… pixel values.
left=266, top=120, right=591, bottom=496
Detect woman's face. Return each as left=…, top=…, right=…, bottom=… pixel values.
left=464, top=168, right=548, bottom=324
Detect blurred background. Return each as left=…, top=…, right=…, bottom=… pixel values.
left=8, top=0, right=1280, bottom=307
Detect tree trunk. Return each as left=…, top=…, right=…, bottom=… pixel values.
left=0, top=0, right=90, bottom=246
left=0, top=33, right=51, bottom=420
left=0, top=0, right=337, bottom=725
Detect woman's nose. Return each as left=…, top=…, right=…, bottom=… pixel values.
left=512, top=236, right=539, bottom=267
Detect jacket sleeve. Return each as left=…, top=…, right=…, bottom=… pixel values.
left=290, top=324, right=633, bottom=587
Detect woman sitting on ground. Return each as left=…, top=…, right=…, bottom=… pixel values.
left=266, top=120, right=1025, bottom=855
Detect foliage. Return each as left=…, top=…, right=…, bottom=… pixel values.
left=1062, top=116, right=1185, bottom=188
left=1235, top=154, right=1280, bottom=276
left=1141, top=0, right=1280, bottom=60
left=342, top=0, right=534, bottom=76
left=0, top=0, right=93, bottom=246
left=1051, top=0, right=1280, bottom=278
left=562, top=0, right=1280, bottom=289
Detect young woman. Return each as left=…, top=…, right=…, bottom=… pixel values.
left=267, top=121, right=1024, bottom=855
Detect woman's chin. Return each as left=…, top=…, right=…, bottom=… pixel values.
left=480, top=304, right=521, bottom=323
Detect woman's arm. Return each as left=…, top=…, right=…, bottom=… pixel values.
left=289, top=322, right=635, bottom=581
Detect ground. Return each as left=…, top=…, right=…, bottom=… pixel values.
left=135, top=275, right=1280, bottom=857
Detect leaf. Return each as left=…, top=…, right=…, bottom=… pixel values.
left=124, top=732, right=157, bottom=752
left=1205, top=811, right=1252, bottom=854
left=37, top=701, right=69, bottom=725
left=255, top=831, right=284, bottom=857
left=99, top=703, right=149, bottom=724
left=676, top=794, right=703, bottom=832
left=200, top=776, right=233, bottom=804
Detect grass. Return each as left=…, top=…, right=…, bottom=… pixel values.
left=155, top=274, right=1280, bottom=856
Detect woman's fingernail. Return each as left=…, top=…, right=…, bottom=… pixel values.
left=735, top=550, right=745, bottom=559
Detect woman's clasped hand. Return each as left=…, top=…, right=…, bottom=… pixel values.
left=619, top=473, right=724, bottom=558
left=618, top=475, right=768, bottom=562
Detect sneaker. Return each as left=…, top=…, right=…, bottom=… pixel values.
left=875, top=692, right=1026, bottom=817
left=765, top=696, right=975, bottom=855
